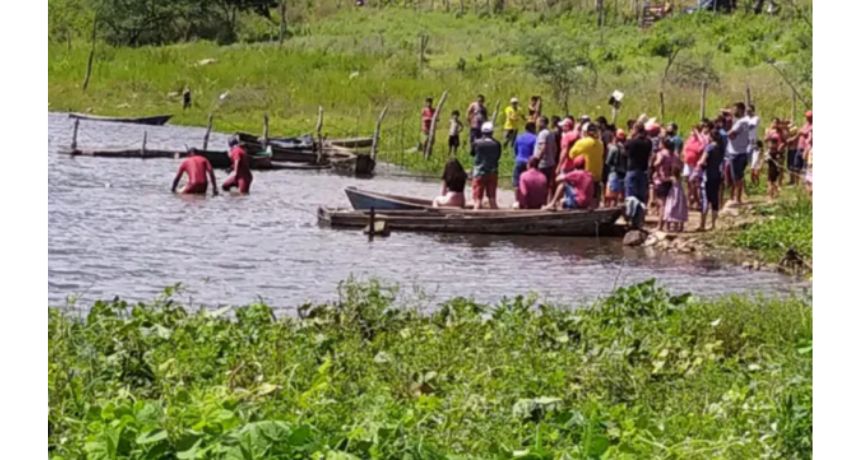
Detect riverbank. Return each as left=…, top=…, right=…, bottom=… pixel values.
left=48, top=280, right=811, bottom=458
left=628, top=187, right=812, bottom=276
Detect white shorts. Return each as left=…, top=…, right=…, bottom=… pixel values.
left=682, top=164, right=692, bottom=178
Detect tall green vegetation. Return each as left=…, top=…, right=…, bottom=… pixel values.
left=49, top=280, right=811, bottom=458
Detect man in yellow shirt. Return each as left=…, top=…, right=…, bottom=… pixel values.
left=503, top=97, right=524, bottom=152
left=567, top=123, right=605, bottom=204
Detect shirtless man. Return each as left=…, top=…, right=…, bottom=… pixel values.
left=222, top=138, right=253, bottom=194
left=172, top=148, right=218, bottom=196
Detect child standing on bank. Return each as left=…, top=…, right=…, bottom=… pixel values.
left=448, top=110, right=464, bottom=156
left=663, top=158, right=689, bottom=233
left=765, top=136, right=784, bottom=200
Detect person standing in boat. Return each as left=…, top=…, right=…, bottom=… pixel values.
left=222, top=138, right=253, bottom=194
left=471, top=122, right=501, bottom=210
left=433, top=157, right=468, bottom=208
left=172, top=148, right=218, bottom=196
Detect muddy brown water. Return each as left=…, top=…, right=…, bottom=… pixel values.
left=48, top=113, right=806, bottom=312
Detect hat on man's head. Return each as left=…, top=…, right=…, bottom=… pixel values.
left=572, top=155, right=587, bottom=170
left=510, top=97, right=519, bottom=104
left=481, top=122, right=494, bottom=133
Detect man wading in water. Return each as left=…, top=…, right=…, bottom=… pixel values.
left=172, top=148, right=218, bottom=196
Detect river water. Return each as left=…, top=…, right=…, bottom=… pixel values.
left=48, top=113, right=803, bottom=312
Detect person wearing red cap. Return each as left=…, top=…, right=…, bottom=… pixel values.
left=544, top=155, right=594, bottom=211
left=604, top=129, right=627, bottom=207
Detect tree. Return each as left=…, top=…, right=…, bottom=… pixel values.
left=521, top=38, right=598, bottom=115
left=645, top=32, right=695, bottom=91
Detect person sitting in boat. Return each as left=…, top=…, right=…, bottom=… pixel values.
left=544, top=155, right=594, bottom=211
left=516, top=156, right=548, bottom=210
left=222, top=137, right=253, bottom=194
left=172, top=148, right=217, bottom=196
left=433, top=157, right=468, bottom=208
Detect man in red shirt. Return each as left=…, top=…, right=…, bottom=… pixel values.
left=172, top=148, right=218, bottom=195
left=419, top=97, right=435, bottom=152
left=222, top=139, right=253, bottom=194
left=516, top=156, right=548, bottom=209
left=544, top=155, right=594, bottom=210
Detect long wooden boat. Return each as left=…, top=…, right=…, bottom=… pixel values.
left=61, top=147, right=177, bottom=159
left=68, top=113, right=173, bottom=126
left=317, top=206, right=624, bottom=237
left=345, top=186, right=433, bottom=210
left=329, top=137, right=372, bottom=149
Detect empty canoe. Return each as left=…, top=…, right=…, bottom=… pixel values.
left=345, top=186, right=433, bottom=210
left=68, top=113, right=173, bottom=126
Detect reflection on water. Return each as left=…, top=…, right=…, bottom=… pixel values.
left=48, top=113, right=804, bottom=312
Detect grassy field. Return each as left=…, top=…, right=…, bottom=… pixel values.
left=49, top=280, right=811, bottom=459
left=49, top=6, right=811, bottom=177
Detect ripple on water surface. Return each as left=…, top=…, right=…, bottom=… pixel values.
left=48, top=113, right=805, bottom=311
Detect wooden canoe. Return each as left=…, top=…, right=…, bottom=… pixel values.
left=329, top=137, right=372, bottom=149
left=317, top=206, right=624, bottom=237
left=61, top=147, right=177, bottom=159
left=345, top=186, right=433, bottom=210
left=68, top=113, right=173, bottom=126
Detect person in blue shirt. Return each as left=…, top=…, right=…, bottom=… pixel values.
left=512, top=122, right=537, bottom=187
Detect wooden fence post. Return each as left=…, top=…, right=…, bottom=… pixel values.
left=140, top=131, right=147, bottom=157
left=315, top=106, right=324, bottom=163
left=490, top=100, right=501, bottom=126
left=71, top=119, right=80, bottom=151
left=424, top=90, right=449, bottom=159
left=659, top=91, right=665, bottom=121
left=202, top=113, right=213, bottom=151
left=792, top=92, right=797, bottom=123
left=82, top=18, right=97, bottom=92
left=279, top=1, right=287, bottom=45
left=745, top=83, right=752, bottom=108
left=370, top=105, right=389, bottom=162
left=262, top=113, right=270, bottom=151
left=700, top=81, right=708, bottom=120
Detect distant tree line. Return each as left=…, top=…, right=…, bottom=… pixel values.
left=50, top=0, right=280, bottom=46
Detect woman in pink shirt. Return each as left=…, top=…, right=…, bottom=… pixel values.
left=682, top=123, right=707, bottom=209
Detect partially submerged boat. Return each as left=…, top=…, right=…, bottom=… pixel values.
left=317, top=206, right=624, bottom=237
left=68, top=113, right=173, bottom=126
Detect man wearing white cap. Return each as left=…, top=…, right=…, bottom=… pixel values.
left=503, top=97, right=525, bottom=152
left=471, top=122, right=502, bottom=209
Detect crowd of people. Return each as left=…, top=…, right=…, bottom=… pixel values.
left=427, top=94, right=813, bottom=232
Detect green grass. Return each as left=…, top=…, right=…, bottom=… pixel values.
left=49, top=280, right=811, bottom=459
left=732, top=188, right=813, bottom=263
left=49, top=7, right=811, bottom=179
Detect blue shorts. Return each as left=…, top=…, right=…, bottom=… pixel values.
left=563, top=184, right=580, bottom=209
left=513, top=160, right=528, bottom=188
left=625, top=170, right=649, bottom=204
left=727, top=153, right=748, bottom=183
left=608, top=172, right=624, bottom=193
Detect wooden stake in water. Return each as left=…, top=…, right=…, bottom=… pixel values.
left=202, top=113, right=213, bottom=151
left=71, top=119, right=80, bottom=151
left=424, top=90, right=449, bottom=159
left=368, top=207, right=376, bottom=241
left=371, top=105, right=389, bottom=162
left=140, top=131, right=147, bottom=157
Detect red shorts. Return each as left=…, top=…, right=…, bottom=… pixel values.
left=472, top=174, right=498, bottom=202
left=222, top=174, right=253, bottom=194
left=182, top=182, right=208, bottom=194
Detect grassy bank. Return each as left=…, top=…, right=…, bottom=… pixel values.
left=49, top=7, right=811, bottom=177
left=49, top=280, right=811, bottom=458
